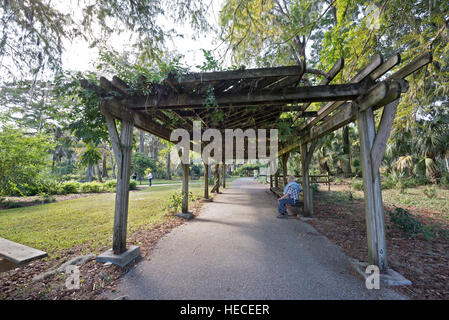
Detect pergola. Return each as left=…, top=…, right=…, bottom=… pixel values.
left=85, top=51, right=432, bottom=274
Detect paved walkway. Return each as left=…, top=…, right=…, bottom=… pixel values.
left=108, top=178, right=404, bottom=300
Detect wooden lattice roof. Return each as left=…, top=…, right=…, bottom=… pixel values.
left=86, top=51, right=432, bottom=154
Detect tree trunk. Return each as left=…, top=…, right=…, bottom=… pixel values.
left=139, top=130, right=145, bottom=153
left=281, top=153, right=289, bottom=186
left=182, top=163, right=189, bottom=213
left=204, top=163, right=209, bottom=199
left=96, top=163, right=103, bottom=182
left=222, top=164, right=226, bottom=188
left=211, top=164, right=220, bottom=193
left=87, top=164, right=93, bottom=182
left=102, top=155, right=108, bottom=178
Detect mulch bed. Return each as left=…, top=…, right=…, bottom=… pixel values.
left=307, top=192, right=449, bottom=300
left=0, top=199, right=204, bottom=300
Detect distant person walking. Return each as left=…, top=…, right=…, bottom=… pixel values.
left=277, top=175, right=301, bottom=218
left=132, top=172, right=137, bottom=181
left=147, top=170, right=153, bottom=186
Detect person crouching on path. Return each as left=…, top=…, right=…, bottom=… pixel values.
left=147, top=170, right=153, bottom=186
left=277, top=175, right=301, bottom=218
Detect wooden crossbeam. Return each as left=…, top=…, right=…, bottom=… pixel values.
left=292, top=58, right=344, bottom=123
left=299, top=54, right=384, bottom=133
left=124, top=83, right=368, bottom=110
left=277, top=78, right=406, bottom=155
left=101, top=98, right=172, bottom=141
left=168, top=65, right=305, bottom=84
left=304, top=79, right=404, bottom=143
left=389, top=52, right=432, bottom=80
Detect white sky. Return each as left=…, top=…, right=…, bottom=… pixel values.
left=60, top=0, right=225, bottom=73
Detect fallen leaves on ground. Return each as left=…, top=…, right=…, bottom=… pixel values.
left=308, top=186, right=449, bottom=300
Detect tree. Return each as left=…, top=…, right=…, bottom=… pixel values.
left=219, top=0, right=332, bottom=68
left=78, top=144, right=102, bottom=182
left=0, top=127, right=53, bottom=196
left=1, top=0, right=213, bottom=80
left=131, top=152, right=156, bottom=184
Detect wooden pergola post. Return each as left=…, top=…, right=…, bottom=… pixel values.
left=204, top=162, right=209, bottom=200
left=222, top=163, right=226, bottom=188
left=211, top=164, right=220, bottom=193
left=274, top=171, right=279, bottom=188
left=357, top=100, right=399, bottom=272
left=270, top=174, right=273, bottom=188
left=182, top=163, right=189, bottom=213
left=281, top=152, right=289, bottom=185
left=101, top=107, right=139, bottom=262
left=300, top=140, right=317, bottom=217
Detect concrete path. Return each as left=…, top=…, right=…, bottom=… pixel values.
left=107, top=178, right=405, bottom=300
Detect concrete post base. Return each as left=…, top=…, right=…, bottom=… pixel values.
left=175, top=212, right=195, bottom=220
left=96, top=245, right=140, bottom=268
left=350, top=258, right=412, bottom=287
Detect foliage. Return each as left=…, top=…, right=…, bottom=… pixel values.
left=352, top=180, right=364, bottom=191
left=234, top=163, right=264, bottom=176
left=1, top=0, right=212, bottom=79
left=129, top=180, right=138, bottom=191
left=161, top=190, right=196, bottom=213
left=0, top=127, right=53, bottom=196
left=131, top=152, right=156, bottom=180
left=61, top=181, right=81, bottom=194
left=387, top=207, right=424, bottom=237
left=441, top=173, right=449, bottom=187
left=79, top=182, right=104, bottom=194
left=103, top=179, right=138, bottom=192
left=104, top=180, right=118, bottom=192
left=423, top=185, right=437, bottom=199
left=53, top=71, right=109, bottom=146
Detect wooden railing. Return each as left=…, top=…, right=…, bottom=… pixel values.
left=259, top=173, right=331, bottom=191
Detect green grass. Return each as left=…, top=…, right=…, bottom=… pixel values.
left=0, top=184, right=204, bottom=259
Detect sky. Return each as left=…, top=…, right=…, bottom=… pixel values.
left=60, top=0, right=225, bottom=73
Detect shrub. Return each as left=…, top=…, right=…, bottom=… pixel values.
left=381, top=179, right=396, bottom=190
left=161, top=191, right=196, bottom=213
left=61, top=181, right=80, bottom=194
left=80, top=182, right=103, bottom=193
left=311, top=183, right=319, bottom=193
left=387, top=207, right=423, bottom=237
left=352, top=180, right=363, bottom=191
left=129, top=180, right=138, bottom=190
left=440, top=173, right=449, bottom=187
left=423, top=185, right=436, bottom=199
left=104, top=180, right=117, bottom=192
left=103, top=180, right=137, bottom=192
left=396, top=180, right=406, bottom=194
left=60, top=174, right=81, bottom=182
left=40, top=179, right=63, bottom=195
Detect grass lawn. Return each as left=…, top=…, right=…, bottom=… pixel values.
left=0, top=184, right=204, bottom=260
